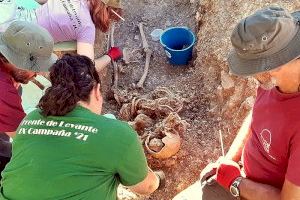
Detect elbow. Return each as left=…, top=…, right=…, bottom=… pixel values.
left=136, top=183, right=158, bottom=195
left=129, top=171, right=160, bottom=195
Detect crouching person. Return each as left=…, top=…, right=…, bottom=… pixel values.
left=0, top=54, right=164, bottom=200
left=0, top=20, right=56, bottom=179
left=174, top=6, right=300, bottom=200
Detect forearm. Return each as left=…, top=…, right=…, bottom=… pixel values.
left=239, top=178, right=280, bottom=200
left=225, top=111, right=252, bottom=162
left=129, top=168, right=159, bottom=195
left=95, top=55, right=111, bottom=72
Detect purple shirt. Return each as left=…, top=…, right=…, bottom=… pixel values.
left=36, top=0, right=95, bottom=44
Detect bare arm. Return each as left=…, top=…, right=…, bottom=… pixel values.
left=281, top=180, right=300, bottom=200
left=225, top=111, right=253, bottom=162
left=200, top=111, right=253, bottom=183
left=128, top=168, right=159, bottom=195
left=239, top=178, right=300, bottom=200
left=95, top=55, right=111, bottom=72
left=239, top=178, right=280, bottom=200
left=77, top=42, right=111, bottom=72
left=5, top=132, right=16, bottom=137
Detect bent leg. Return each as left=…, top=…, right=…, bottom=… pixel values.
left=173, top=180, right=237, bottom=200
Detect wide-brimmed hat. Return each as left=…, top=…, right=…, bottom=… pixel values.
left=228, top=7, right=300, bottom=76
left=0, top=21, right=57, bottom=72
left=101, top=0, right=123, bottom=9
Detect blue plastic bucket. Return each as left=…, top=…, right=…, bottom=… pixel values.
left=160, top=27, right=196, bottom=65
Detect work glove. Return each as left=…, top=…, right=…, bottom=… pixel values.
left=154, top=170, right=166, bottom=190
left=107, top=47, right=123, bottom=61
left=216, top=158, right=241, bottom=189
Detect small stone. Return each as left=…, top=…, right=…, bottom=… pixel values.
left=163, top=159, right=176, bottom=167
left=134, top=35, right=140, bottom=40
left=221, top=70, right=234, bottom=90
left=165, top=20, right=171, bottom=27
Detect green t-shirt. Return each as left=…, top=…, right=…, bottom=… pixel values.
left=0, top=106, right=148, bottom=200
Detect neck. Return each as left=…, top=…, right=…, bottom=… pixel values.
left=77, top=101, right=101, bottom=115
left=277, top=80, right=300, bottom=94
left=77, top=101, right=93, bottom=111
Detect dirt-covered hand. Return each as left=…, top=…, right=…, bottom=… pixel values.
left=107, top=47, right=123, bottom=61
left=216, top=158, right=241, bottom=189
left=154, top=170, right=166, bottom=190
left=12, top=70, right=36, bottom=84
left=2, top=62, right=37, bottom=84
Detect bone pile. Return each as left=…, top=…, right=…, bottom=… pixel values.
left=119, top=87, right=189, bottom=159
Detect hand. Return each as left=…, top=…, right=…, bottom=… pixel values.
left=200, top=156, right=224, bottom=183
left=107, top=47, right=122, bottom=61
left=12, top=69, right=36, bottom=84
left=216, top=158, right=241, bottom=189
left=154, top=170, right=166, bottom=190
left=200, top=162, right=218, bottom=183
left=2, top=62, right=36, bottom=84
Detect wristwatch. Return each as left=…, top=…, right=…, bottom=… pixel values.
left=229, top=177, right=243, bottom=197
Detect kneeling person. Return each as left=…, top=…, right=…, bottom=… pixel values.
left=0, top=54, right=163, bottom=200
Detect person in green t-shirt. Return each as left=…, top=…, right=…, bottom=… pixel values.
left=0, top=54, right=164, bottom=200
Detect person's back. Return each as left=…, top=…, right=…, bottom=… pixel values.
left=1, top=107, right=146, bottom=200
left=0, top=54, right=161, bottom=200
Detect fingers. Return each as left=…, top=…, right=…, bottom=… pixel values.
left=200, top=162, right=218, bottom=183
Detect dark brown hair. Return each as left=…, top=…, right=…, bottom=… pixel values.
left=38, top=54, right=100, bottom=116
left=88, top=0, right=123, bottom=32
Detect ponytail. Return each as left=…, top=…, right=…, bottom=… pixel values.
left=88, top=0, right=123, bottom=32
left=38, top=54, right=100, bottom=116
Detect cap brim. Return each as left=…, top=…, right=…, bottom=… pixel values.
left=36, top=53, right=58, bottom=72
left=0, top=33, right=57, bottom=72
left=228, top=11, right=300, bottom=76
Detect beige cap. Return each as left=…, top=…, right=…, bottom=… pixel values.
left=101, top=0, right=123, bottom=9
left=0, top=21, right=57, bottom=72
